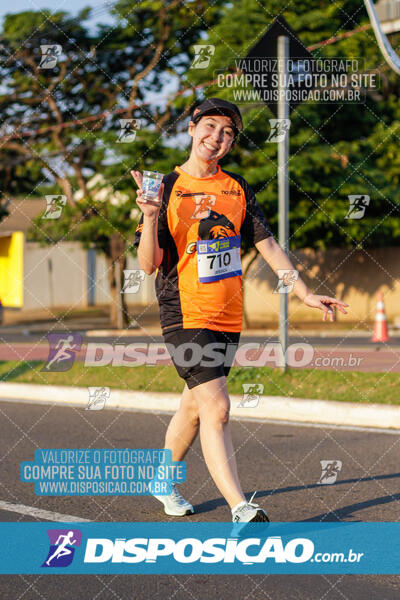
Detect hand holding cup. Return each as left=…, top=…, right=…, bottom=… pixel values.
left=131, top=170, right=164, bottom=218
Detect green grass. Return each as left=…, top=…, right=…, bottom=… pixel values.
left=0, top=360, right=398, bottom=404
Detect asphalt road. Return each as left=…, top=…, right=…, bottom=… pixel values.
left=0, top=400, right=399, bottom=599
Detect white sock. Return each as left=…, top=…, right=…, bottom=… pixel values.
left=231, top=500, right=247, bottom=514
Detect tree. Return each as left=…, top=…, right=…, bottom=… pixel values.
left=0, top=9, right=115, bottom=202
left=0, top=2, right=227, bottom=325
left=183, top=0, right=400, bottom=255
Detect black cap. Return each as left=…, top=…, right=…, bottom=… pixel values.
left=191, top=98, right=243, bottom=134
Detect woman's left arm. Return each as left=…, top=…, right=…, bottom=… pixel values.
left=255, top=237, right=349, bottom=322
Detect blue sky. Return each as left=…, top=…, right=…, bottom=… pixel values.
left=0, top=1, right=114, bottom=29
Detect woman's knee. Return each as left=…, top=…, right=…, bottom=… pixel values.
left=201, top=399, right=230, bottom=426
left=190, top=378, right=230, bottom=425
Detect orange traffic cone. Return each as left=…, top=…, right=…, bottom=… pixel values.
left=371, top=292, right=389, bottom=342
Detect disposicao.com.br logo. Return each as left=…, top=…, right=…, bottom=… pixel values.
left=83, top=535, right=362, bottom=565
left=0, top=522, right=391, bottom=574
left=84, top=535, right=311, bottom=564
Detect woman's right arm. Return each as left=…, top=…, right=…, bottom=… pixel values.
left=138, top=213, right=164, bottom=275
left=131, top=170, right=164, bottom=275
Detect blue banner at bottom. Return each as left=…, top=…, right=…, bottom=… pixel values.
left=0, top=522, right=399, bottom=574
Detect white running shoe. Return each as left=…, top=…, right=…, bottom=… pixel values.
left=153, top=484, right=194, bottom=516
left=232, top=492, right=269, bottom=525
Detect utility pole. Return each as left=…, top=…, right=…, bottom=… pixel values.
left=243, top=17, right=314, bottom=369
left=277, top=35, right=290, bottom=371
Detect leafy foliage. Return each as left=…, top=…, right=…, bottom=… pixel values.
left=184, top=0, right=400, bottom=249
left=1, top=0, right=400, bottom=255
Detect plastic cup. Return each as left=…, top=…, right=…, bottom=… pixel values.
left=142, top=171, right=164, bottom=201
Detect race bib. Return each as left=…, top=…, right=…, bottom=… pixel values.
left=196, top=234, right=242, bottom=283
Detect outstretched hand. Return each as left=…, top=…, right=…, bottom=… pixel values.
left=303, top=294, right=349, bottom=322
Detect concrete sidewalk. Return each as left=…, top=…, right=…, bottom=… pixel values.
left=1, top=382, right=399, bottom=431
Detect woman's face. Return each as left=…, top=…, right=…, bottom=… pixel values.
left=188, top=114, right=235, bottom=164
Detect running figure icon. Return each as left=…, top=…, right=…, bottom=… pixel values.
left=43, top=334, right=81, bottom=372
left=42, top=528, right=82, bottom=567
left=45, top=531, right=77, bottom=566
left=318, top=460, right=343, bottom=485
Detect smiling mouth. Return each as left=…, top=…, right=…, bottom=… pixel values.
left=202, top=142, right=219, bottom=151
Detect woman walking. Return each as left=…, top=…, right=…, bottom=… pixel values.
left=132, top=98, right=348, bottom=524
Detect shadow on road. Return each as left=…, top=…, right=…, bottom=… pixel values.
left=194, top=472, right=400, bottom=518
left=304, top=492, right=400, bottom=522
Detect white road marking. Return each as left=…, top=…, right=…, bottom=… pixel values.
left=0, top=500, right=91, bottom=522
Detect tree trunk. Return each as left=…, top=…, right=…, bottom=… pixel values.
left=106, top=253, right=129, bottom=328
left=56, top=176, right=74, bottom=204
left=120, top=254, right=130, bottom=326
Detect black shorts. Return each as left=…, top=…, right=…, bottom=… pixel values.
left=163, top=328, right=240, bottom=390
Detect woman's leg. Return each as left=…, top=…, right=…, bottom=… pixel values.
left=164, top=384, right=200, bottom=462
left=192, top=375, right=246, bottom=510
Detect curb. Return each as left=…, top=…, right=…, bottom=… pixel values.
left=1, top=382, right=399, bottom=430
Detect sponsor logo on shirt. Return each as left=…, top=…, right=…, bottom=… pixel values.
left=198, top=210, right=237, bottom=239
left=186, top=241, right=197, bottom=254
left=176, top=190, right=202, bottom=197
left=221, top=189, right=241, bottom=196
left=190, top=194, right=217, bottom=219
